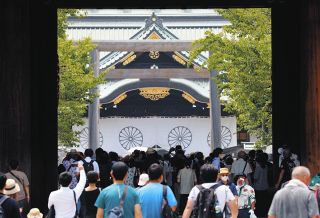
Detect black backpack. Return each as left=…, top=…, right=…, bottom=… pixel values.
left=83, top=160, right=94, bottom=174
left=0, top=195, right=9, bottom=218
left=191, top=184, right=223, bottom=218
left=162, top=185, right=178, bottom=218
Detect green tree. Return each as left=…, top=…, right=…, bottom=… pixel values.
left=58, top=9, right=105, bottom=146
left=190, top=9, right=272, bottom=146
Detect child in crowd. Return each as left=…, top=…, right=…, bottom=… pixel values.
left=80, top=171, right=100, bottom=218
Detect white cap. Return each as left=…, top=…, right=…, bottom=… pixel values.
left=138, top=173, right=149, bottom=186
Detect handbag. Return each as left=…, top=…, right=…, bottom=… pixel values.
left=73, top=190, right=79, bottom=218
left=107, top=186, right=128, bottom=218
left=46, top=205, right=55, bottom=218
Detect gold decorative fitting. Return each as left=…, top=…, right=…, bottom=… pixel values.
left=149, top=51, right=160, bottom=59
left=172, top=54, right=186, bottom=66
left=139, top=88, right=170, bottom=101
left=182, top=92, right=196, bottom=104
left=148, top=32, right=161, bottom=40
left=207, top=103, right=211, bottom=108
left=113, top=94, right=127, bottom=105
left=123, top=54, right=136, bottom=66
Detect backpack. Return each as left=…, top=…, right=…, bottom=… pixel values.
left=162, top=185, right=177, bottom=218
left=83, top=160, right=94, bottom=174
left=191, top=184, right=223, bottom=218
left=0, top=195, right=9, bottom=218
left=107, top=186, right=128, bottom=218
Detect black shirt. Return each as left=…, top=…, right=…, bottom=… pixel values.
left=80, top=189, right=100, bottom=218
left=280, top=158, right=296, bottom=185
left=0, top=194, right=20, bottom=218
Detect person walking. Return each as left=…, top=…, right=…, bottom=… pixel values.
left=63, top=149, right=81, bottom=189
left=268, top=166, right=319, bottom=218
left=182, top=164, right=238, bottom=218
left=231, top=151, right=253, bottom=184
left=235, top=174, right=256, bottom=218
left=95, top=161, right=142, bottom=218
left=218, top=168, right=238, bottom=218
left=254, top=153, right=270, bottom=217
left=177, top=159, right=197, bottom=214
left=0, top=172, right=20, bottom=218
left=5, top=159, right=30, bottom=217
left=211, top=148, right=224, bottom=170
left=137, top=163, right=177, bottom=218
left=48, top=162, right=86, bottom=218
left=79, top=171, right=100, bottom=218
left=79, top=149, right=100, bottom=176
left=275, top=148, right=296, bottom=189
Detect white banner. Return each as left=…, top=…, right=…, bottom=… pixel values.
left=74, top=116, right=237, bottom=156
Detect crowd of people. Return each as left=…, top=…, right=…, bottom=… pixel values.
left=0, top=145, right=320, bottom=218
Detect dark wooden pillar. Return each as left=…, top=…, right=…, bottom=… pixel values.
left=272, top=1, right=302, bottom=169
left=29, top=0, right=58, bottom=212
left=301, top=0, right=320, bottom=175
left=1, top=0, right=57, bottom=212
left=0, top=1, right=31, bottom=175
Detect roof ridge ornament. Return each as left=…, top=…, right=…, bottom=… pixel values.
left=144, top=12, right=163, bottom=29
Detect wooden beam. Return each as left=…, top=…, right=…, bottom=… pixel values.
left=103, top=68, right=209, bottom=79
left=56, top=0, right=275, bottom=9
left=93, top=40, right=196, bottom=51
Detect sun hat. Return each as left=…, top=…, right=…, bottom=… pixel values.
left=3, top=179, right=20, bottom=195
left=138, top=173, right=149, bottom=186
left=27, top=208, right=43, bottom=218
left=219, top=168, right=230, bottom=175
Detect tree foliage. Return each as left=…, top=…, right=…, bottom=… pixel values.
left=58, top=9, right=105, bottom=146
left=190, top=9, right=272, bottom=146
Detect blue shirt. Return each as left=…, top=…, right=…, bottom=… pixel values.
left=95, top=184, right=140, bottom=218
left=229, top=182, right=238, bottom=196
left=138, top=183, right=177, bottom=218
left=212, top=157, right=220, bottom=170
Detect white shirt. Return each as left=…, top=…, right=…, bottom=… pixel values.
left=188, top=183, right=235, bottom=210
left=79, top=157, right=100, bottom=174
left=48, top=170, right=86, bottom=218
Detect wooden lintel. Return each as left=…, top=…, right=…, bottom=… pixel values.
left=93, top=40, right=196, bottom=51
left=103, top=68, right=209, bottom=79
